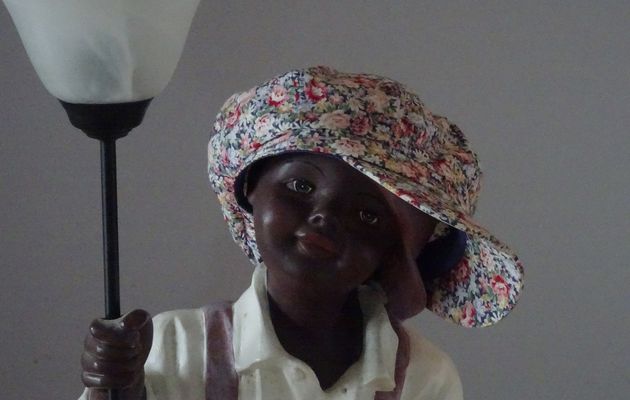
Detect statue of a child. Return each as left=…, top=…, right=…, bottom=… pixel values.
left=79, top=66, right=524, bottom=400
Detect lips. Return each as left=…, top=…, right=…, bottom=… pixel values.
left=295, top=231, right=340, bottom=258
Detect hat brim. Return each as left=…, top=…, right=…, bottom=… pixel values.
left=342, top=158, right=524, bottom=327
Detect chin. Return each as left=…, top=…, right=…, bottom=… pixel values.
left=284, top=255, right=341, bottom=280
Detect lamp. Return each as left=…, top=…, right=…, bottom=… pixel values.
left=3, top=0, right=200, bottom=396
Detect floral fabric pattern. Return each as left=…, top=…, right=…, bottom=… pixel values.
left=208, top=66, right=524, bottom=328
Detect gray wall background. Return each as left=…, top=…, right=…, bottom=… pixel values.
left=1, top=1, right=628, bottom=399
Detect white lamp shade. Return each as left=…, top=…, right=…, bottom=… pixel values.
left=3, top=0, right=200, bottom=103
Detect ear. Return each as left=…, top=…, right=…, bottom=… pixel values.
left=243, top=173, right=257, bottom=205
left=235, top=167, right=257, bottom=212
left=417, top=227, right=468, bottom=281
left=236, top=157, right=275, bottom=212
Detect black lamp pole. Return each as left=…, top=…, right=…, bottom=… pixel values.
left=59, top=99, right=153, bottom=400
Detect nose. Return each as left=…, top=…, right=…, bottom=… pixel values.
left=307, top=197, right=341, bottom=233
left=307, top=210, right=337, bottom=229
left=308, top=212, right=330, bottom=227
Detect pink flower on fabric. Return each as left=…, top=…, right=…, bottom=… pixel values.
left=480, top=247, right=496, bottom=270
left=329, top=77, right=360, bottom=88
left=332, top=137, right=366, bottom=157
left=379, top=81, right=402, bottom=97
left=225, top=106, right=241, bottom=129
left=394, top=188, right=418, bottom=204
left=329, top=93, right=344, bottom=104
left=236, top=88, right=256, bottom=106
left=350, top=113, right=370, bottom=136
left=220, top=148, right=230, bottom=167
left=267, top=130, right=293, bottom=147
left=268, top=85, right=288, bottom=107
left=454, top=259, right=470, bottom=282
left=223, top=176, right=235, bottom=193
left=366, top=89, right=389, bottom=112
left=414, top=130, right=429, bottom=147
left=302, top=111, right=319, bottom=122
left=354, top=75, right=378, bottom=88
left=240, top=135, right=251, bottom=150
left=393, top=118, right=415, bottom=137
left=305, top=79, right=328, bottom=102
left=319, top=110, right=351, bottom=130
left=491, top=275, right=510, bottom=300
left=460, top=303, right=477, bottom=327
left=254, top=114, right=273, bottom=136
left=398, top=162, right=423, bottom=179
left=432, top=159, right=451, bottom=176
left=239, top=136, right=262, bottom=152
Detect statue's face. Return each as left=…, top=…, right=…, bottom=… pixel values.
left=246, top=152, right=434, bottom=298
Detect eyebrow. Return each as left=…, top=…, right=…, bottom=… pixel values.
left=287, top=159, right=325, bottom=176
left=357, top=191, right=387, bottom=206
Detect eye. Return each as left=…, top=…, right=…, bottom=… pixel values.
left=286, top=179, right=314, bottom=194
left=359, top=210, right=379, bottom=225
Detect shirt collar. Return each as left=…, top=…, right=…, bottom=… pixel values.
left=232, top=265, right=286, bottom=370
left=232, top=265, right=399, bottom=392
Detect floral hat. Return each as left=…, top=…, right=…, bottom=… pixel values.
left=208, top=66, right=524, bottom=328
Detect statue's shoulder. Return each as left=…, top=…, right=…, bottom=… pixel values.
left=152, top=301, right=235, bottom=337
left=152, top=307, right=205, bottom=331
left=401, top=323, right=464, bottom=400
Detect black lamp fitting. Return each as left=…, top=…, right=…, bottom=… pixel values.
left=59, top=99, right=153, bottom=141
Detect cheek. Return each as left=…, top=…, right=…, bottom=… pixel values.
left=258, top=207, right=279, bottom=230
left=254, top=207, right=287, bottom=246
left=340, top=234, right=394, bottom=279
left=352, top=223, right=401, bottom=274
left=252, top=200, right=304, bottom=253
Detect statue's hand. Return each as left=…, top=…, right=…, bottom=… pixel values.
left=81, top=309, right=153, bottom=400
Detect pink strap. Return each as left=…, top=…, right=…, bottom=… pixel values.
left=204, top=301, right=239, bottom=400
left=374, top=319, right=411, bottom=400
left=203, top=302, right=410, bottom=400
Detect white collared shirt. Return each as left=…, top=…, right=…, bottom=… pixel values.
left=80, top=266, right=463, bottom=400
